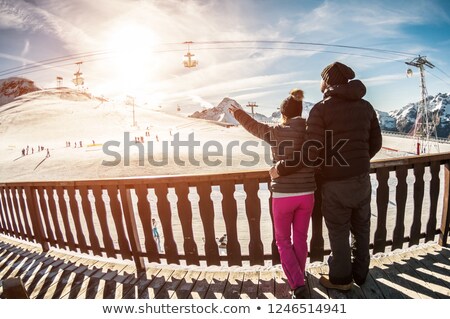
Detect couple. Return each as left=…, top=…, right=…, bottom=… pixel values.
left=229, top=62, right=382, bottom=298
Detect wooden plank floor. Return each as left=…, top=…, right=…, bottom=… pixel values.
left=1, top=236, right=449, bottom=299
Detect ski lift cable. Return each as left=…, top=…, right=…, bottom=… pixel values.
left=433, top=65, right=450, bottom=80
left=191, top=45, right=403, bottom=62
left=0, top=51, right=113, bottom=77
left=2, top=46, right=408, bottom=78
left=0, top=42, right=445, bottom=81
left=426, top=70, right=450, bottom=87
left=0, top=48, right=189, bottom=77
left=2, top=49, right=187, bottom=78
left=189, top=40, right=418, bottom=58
left=0, top=50, right=110, bottom=76
left=0, top=40, right=418, bottom=76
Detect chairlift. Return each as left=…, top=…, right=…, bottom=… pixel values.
left=72, top=62, right=84, bottom=87
left=183, top=41, right=198, bottom=68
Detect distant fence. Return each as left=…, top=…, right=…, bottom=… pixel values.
left=381, top=130, right=450, bottom=144
left=1, top=153, right=450, bottom=271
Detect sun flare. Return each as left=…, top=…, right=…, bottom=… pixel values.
left=107, top=24, right=159, bottom=89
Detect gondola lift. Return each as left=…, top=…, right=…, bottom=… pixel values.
left=183, top=41, right=198, bottom=68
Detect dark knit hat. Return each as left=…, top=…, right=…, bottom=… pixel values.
left=321, top=62, right=355, bottom=85
left=280, top=96, right=302, bottom=118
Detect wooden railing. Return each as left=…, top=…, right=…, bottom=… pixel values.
left=1, top=153, right=450, bottom=271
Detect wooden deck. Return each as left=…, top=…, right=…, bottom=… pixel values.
left=1, top=236, right=449, bottom=299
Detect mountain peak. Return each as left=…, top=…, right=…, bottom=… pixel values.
left=189, top=97, right=242, bottom=125
left=0, top=77, right=40, bottom=106
left=380, top=91, right=450, bottom=137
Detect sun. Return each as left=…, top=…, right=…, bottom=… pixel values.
left=107, top=24, right=159, bottom=89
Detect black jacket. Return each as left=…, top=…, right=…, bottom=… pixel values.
left=276, top=80, right=382, bottom=181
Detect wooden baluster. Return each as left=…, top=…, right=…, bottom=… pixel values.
left=410, top=163, right=425, bottom=246
left=374, top=167, right=389, bottom=253
left=5, top=187, right=20, bottom=239
left=79, top=186, right=101, bottom=255
left=45, top=186, right=67, bottom=249
left=439, top=162, right=450, bottom=246
left=218, top=181, right=242, bottom=266
left=0, top=186, right=11, bottom=235
left=134, top=184, right=160, bottom=263
left=92, top=185, right=116, bottom=257
left=243, top=179, right=264, bottom=265
left=174, top=182, right=200, bottom=265
left=154, top=184, right=180, bottom=264
left=0, top=186, right=13, bottom=236
left=119, top=185, right=145, bottom=270
left=37, top=186, right=56, bottom=247
left=0, top=187, right=4, bottom=233
left=55, top=186, right=77, bottom=252
left=106, top=185, right=132, bottom=259
left=310, top=179, right=325, bottom=262
left=67, top=186, right=89, bottom=253
left=426, top=161, right=440, bottom=242
left=196, top=181, right=220, bottom=266
left=10, top=187, right=25, bottom=240
left=24, top=186, right=49, bottom=251
left=268, top=185, right=280, bottom=265
left=45, top=186, right=66, bottom=249
left=392, top=166, right=407, bottom=250
left=17, top=187, right=33, bottom=241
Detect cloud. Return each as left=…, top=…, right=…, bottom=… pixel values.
left=0, top=0, right=96, bottom=49
left=294, top=1, right=426, bottom=43
left=0, top=52, right=34, bottom=64
left=1, top=0, right=448, bottom=114
left=20, top=39, right=30, bottom=57
left=363, top=73, right=408, bottom=86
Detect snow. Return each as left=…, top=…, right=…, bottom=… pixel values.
left=0, top=89, right=272, bottom=182
left=385, top=93, right=450, bottom=136
left=376, top=109, right=397, bottom=131
left=1, top=80, right=450, bottom=183
left=2, top=83, right=450, bottom=265
left=189, top=97, right=241, bottom=125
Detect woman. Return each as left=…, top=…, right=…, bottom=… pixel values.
left=229, top=90, right=315, bottom=298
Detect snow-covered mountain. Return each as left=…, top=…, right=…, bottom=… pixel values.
left=376, top=110, right=397, bottom=131
left=250, top=112, right=272, bottom=123
left=269, top=101, right=315, bottom=122
left=189, top=98, right=316, bottom=125
left=386, top=93, right=450, bottom=137
left=189, top=97, right=242, bottom=125
left=0, top=77, right=40, bottom=106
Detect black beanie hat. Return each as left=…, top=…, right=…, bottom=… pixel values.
left=321, top=62, right=355, bottom=85
left=280, top=96, right=302, bottom=118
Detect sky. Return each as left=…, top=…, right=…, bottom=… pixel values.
left=1, top=0, right=450, bottom=115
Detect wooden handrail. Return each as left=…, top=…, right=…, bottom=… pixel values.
left=0, top=152, right=449, bottom=269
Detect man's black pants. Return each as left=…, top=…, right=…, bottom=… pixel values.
left=322, top=173, right=371, bottom=285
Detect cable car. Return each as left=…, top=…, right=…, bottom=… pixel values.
left=72, top=62, right=84, bottom=86
left=406, top=68, right=413, bottom=78
left=183, top=42, right=198, bottom=68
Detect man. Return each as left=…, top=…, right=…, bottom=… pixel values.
left=271, top=62, right=382, bottom=291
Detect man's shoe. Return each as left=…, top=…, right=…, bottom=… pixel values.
left=292, top=285, right=309, bottom=299
left=319, top=275, right=353, bottom=291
